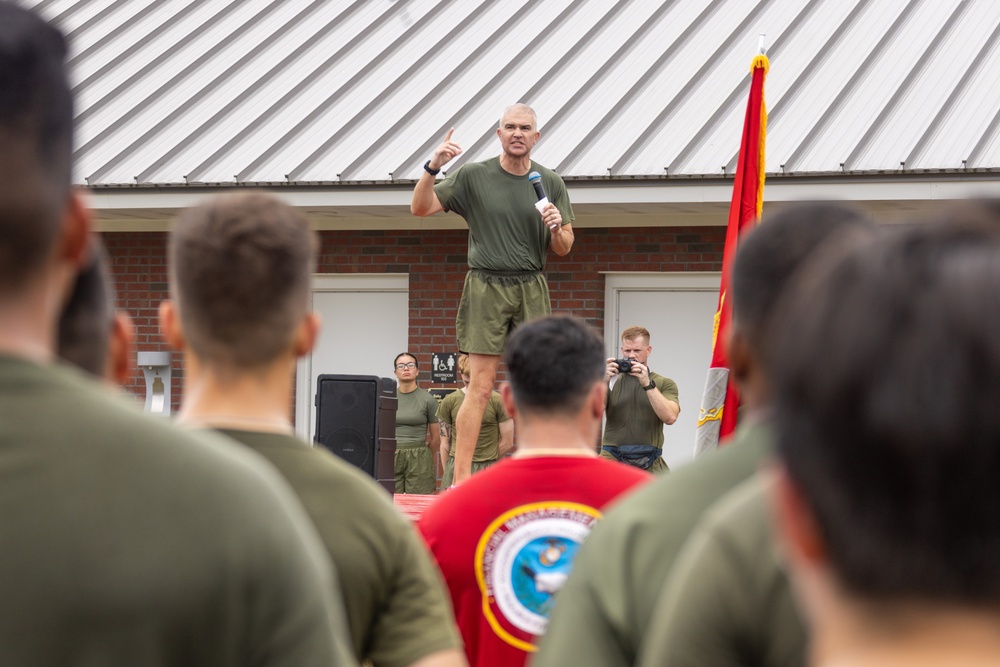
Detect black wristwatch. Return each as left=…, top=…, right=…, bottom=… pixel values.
left=423, top=160, right=441, bottom=176
left=642, top=380, right=656, bottom=391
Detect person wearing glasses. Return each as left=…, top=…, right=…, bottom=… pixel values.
left=393, top=353, right=442, bottom=494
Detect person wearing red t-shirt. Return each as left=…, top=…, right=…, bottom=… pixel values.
left=418, top=315, right=651, bottom=667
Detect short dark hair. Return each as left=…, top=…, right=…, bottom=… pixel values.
left=169, top=193, right=318, bottom=369
left=504, top=315, right=605, bottom=417
left=0, top=3, right=74, bottom=291
left=772, top=211, right=1000, bottom=605
left=58, top=237, right=114, bottom=376
left=731, top=202, right=874, bottom=353
left=394, top=352, right=418, bottom=369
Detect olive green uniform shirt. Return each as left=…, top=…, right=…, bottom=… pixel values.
left=534, top=420, right=773, bottom=667
left=434, top=157, right=574, bottom=271
left=396, top=386, right=439, bottom=447
left=0, top=356, right=353, bottom=666
left=603, top=370, right=679, bottom=447
left=436, top=388, right=510, bottom=461
left=638, top=476, right=806, bottom=667
left=217, top=429, right=462, bottom=667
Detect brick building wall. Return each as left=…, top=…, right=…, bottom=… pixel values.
left=102, top=225, right=724, bottom=414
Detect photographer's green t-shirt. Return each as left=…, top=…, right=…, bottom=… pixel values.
left=603, top=371, right=679, bottom=448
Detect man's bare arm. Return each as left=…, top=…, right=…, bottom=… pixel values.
left=411, top=128, right=461, bottom=217
left=407, top=648, right=468, bottom=667
left=550, top=220, right=575, bottom=256
left=634, top=363, right=679, bottom=425
left=647, top=391, right=680, bottom=425
left=438, top=422, right=451, bottom=469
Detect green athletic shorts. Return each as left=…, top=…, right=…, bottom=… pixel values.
left=394, top=444, right=436, bottom=494
left=440, top=455, right=499, bottom=488
left=456, top=269, right=551, bottom=355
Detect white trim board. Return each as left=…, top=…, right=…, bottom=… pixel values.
left=295, top=274, right=409, bottom=440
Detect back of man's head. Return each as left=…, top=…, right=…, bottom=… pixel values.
left=58, top=237, right=114, bottom=376
left=0, top=2, right=73, bottom=293
left=169, top=193, right=317, bottom=369
left=731, top=202, right=875, bottom=355
left=772, top=208, right=1000, bottom=606
left=504, top=315, right=604, bottom=418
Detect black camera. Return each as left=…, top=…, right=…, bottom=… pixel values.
left=614, top=358, right=634, bottom=373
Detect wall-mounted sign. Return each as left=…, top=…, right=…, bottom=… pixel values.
left=430, top=352, right=458, bottom=384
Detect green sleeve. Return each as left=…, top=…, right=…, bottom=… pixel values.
left=433, top=167, right=467, bottom=216
left=365, top=518, right=462, bottom=667
left=423, top=391, right=440, bottom=425
left=551, top=175, right=575, bottom=223
left=491, top=393, right=510, bottom=423
left=238, top=454, right=360, bottom=666
left=658, top=376, right=679, bottom=405
left=636, top=510, right=748, bottom=667
left=637, top=479, right=806, bottom=667
left=436, top=392, right=456, bottom=427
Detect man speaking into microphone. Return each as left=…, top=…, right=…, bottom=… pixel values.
left=411, top=103, right=575, bottom=487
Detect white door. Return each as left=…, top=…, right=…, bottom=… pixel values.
left=295, top=274, right=408, bottom=440
left=604, top=272, right=720, bottom=470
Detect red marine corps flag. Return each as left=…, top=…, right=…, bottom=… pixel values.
left=695, top=51, right=769, bottom=456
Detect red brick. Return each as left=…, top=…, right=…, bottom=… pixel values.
left=103, top=226, right=724, bottom=412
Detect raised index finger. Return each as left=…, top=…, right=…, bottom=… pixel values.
left=444, top=127, right=455, bottom=142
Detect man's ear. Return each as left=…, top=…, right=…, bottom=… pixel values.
left=106, top=311, right=135, bottom=387
left=500, top=383, right=518, bottom=422
left=292, top=311, right=320, bottom=358
left=59, top=189, right=93, bottom=269
left=768, top=463, right=828, bottom=566
left=157, top=300, right=186, bottom=352
left=591, top=382, right=606, bottom=420
left=728, top=328, right=753, bottom=388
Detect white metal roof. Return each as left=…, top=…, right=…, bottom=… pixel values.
left=21, top=0, right=1000, bottom=188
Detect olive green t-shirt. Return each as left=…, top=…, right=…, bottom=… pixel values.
left=434, top=157, right=574, bottom=271
left=534, top=420, right=774, bottom=667
left=603, top=370, right=679, bottom=448
left=0, top=356, right=352, bottom=666
left=638, top=476, right=806, bottom=667
left=396, top=386, right=440, bottom=446
left=216, top=429, right=462, bottom=667
left=436, top=388, right=510, bottom=461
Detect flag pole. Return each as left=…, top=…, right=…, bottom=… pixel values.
left=694, top=47, right=769, bottom=456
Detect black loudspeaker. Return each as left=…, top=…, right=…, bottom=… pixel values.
left=314, top=375, right=397, bottom=494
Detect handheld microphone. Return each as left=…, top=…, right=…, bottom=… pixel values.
left=528, top=171, right=551, bottom=222
left=528, top=171, right=547, bottom=203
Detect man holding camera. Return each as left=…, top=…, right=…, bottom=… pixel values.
left=600, top=326, right=679, bottom=473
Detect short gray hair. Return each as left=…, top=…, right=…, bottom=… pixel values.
left=499, top=103, right=538, bottom=129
